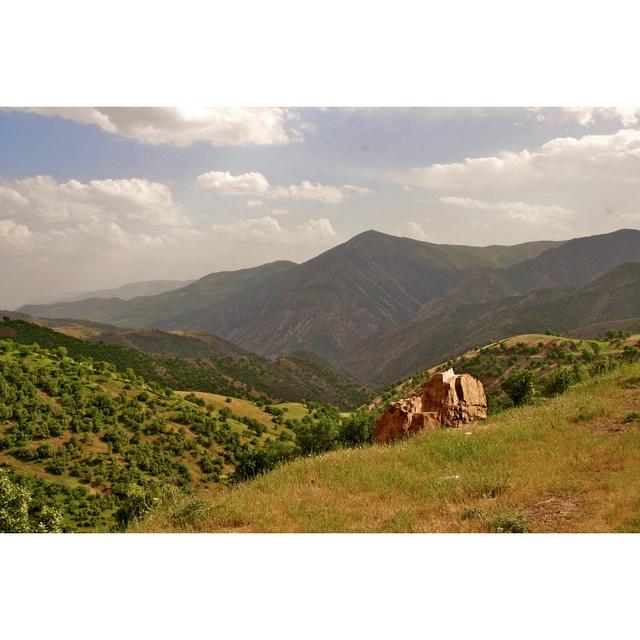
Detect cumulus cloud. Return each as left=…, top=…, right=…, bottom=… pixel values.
left=0, top=219, right=32, bottom=255
left=406, top=128, right=640, bottom=191
left=440, top=196, right=575, bottom=227
left=210, top=216, right=337, bottom=245
left=197, top=170, right=372, bottom=204
left=0, top=175, right=190, bottom=227
left=20, top=107, right=302, bottom=147
left=394, top=221, right=430, bottom=241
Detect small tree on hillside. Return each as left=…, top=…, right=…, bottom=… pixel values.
left=501, top=368, right=537, bottom=406
left=338, top=409, right=376, bottom=447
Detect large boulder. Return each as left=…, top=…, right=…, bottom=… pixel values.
left=373, top=369, right=487, bottom=444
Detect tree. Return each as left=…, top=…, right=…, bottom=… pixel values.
left=501, top=368, right=537, bottom=406
left=0, top=469, right=63, bottom=533
left=338, top=409, right=376, bottom=446
left=543, top=368, right=574, bottom=396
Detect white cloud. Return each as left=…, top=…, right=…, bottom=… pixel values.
left=0, top=219, right=32, bottom=254
left=198, top=170, right=372, bottom=204
left=440, top=196, right=575, bottom=227
left=533, top=107, right=640, bottom=127
left=268, top=208, right=289, bottom=216
left=198, top=171, right=270, bottom=196
left=210, top=215, right=337, bottom=245
left=20, top=107, right=302, bottom=147
left=0, top=175, right=190, bottom=227
left=247, top=199, right=264, bottom=208
left=394, top=221, right=430, bottom=241
left=406, top=128, right=640, bottom=191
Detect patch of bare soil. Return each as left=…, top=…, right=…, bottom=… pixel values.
left=519, top=494, right=580, bottom=532
left=588, top=417, right=632, bottom=435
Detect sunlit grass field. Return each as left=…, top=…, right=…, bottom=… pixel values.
left=138, top=362, right=640, bottom=533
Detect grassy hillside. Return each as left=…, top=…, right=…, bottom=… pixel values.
left=175, top=391, right=308, bottom=429
left=136, top=361, right=640, bottom=533
left=372, top=332, right=640, bottom=411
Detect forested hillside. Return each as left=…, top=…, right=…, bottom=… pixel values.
left=0, top=317, right=371, bottom=408
left=0, top=338, right=377, bottom=531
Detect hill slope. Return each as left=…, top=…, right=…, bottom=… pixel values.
left=0, top=339, right=302, bottom=531
left=136, top=362, right=640, bottom=533
left=370, top=332, right=640, bottom=413
left=339, top=262, right=640, bottom=384
left=0, top=316, right=371, bottom=408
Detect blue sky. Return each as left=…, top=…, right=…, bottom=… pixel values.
left=1, top=107, right=639, bottom=308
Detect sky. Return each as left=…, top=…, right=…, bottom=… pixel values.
left=1, top=106, right=640, bottom=309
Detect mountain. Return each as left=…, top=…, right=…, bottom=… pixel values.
left=338, top=262, right=640, bottom=384
left=19, top=231, right=560, bottom=360
left=25, top=279, right=195, bottom=306
left=20, top=260, right=296, bottom=327
left=419, top=228, right=640, bottom=319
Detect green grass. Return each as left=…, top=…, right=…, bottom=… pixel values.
left=136, top=361, right=640, bottom=532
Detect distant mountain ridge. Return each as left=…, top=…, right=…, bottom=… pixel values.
left=20, top=231, right=562, bottom=359
left=419, top=228, right=640, bottom=319
left=25, top=278, right=196, bottom=306
left=19, top=229, right=640, bottom=377
left=338, top=262, right=640, bottom=384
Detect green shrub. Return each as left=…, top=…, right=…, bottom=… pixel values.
left=487, top=513, right=529, bottom=533
left=543, top=368, right=575, bottom=397
left=501, top=368, right=537, bottom=406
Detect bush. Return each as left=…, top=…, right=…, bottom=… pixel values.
left=543, top=368, right=575, bottom=397
left=338, top=409, right=376, bottom=447
left=487, top=513, right=529, bottom=533
left=501, top=368, right=537, bottom=406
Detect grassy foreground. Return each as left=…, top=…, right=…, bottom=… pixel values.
left=136, top=362, right=640, bottom=533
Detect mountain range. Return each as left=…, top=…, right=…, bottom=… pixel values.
left=24, top=279, right=195, bottom=306
left=19, top=228, right=640, bottom=385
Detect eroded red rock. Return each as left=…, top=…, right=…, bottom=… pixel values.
left=373, top=369, right=487, bottom=444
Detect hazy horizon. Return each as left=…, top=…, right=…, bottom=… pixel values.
left=2, top=107, right=640, bottom=308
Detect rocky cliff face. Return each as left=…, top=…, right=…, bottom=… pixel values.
left=373, top=369, right=487, bottom=444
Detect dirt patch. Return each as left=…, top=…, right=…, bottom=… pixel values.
left=0, top=325, right=17, bottom=337
left=519, top=494, right=580, bottom=532
left=587, top=417, right=634, bottom=435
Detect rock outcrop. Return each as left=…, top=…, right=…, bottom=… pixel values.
left=373, top=369, right=487, bottom=444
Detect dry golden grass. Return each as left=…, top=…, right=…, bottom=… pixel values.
left=136, top=363, right=640, bottom=533
left=175, top=390, right=307, bottom=428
